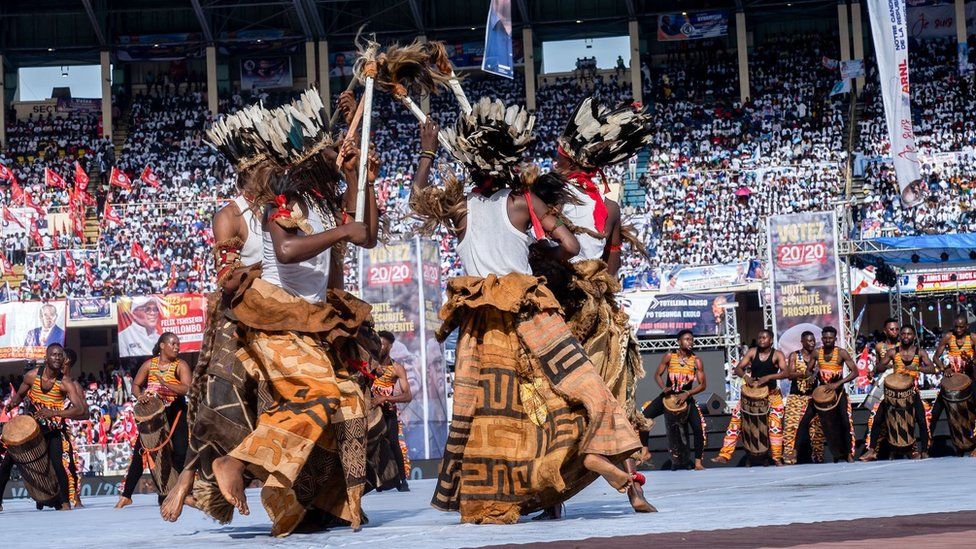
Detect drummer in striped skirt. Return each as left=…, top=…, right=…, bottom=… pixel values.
left=1, top=344, right=89, bottom=511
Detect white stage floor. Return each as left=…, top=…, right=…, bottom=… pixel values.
left=3, top=458, right=975, bottom=548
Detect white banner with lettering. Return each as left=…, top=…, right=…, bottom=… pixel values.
left=867, top=0, right=923, bottom=207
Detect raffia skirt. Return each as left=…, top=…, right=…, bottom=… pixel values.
left=431, top=273, right=641, bottom=524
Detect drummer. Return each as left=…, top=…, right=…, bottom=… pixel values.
left=115, top=333, right=192, bottom=509
left=795, top=326, right=858, bottom=462
left=713, top=329, right=788, bottom=465
left=933, top=317, right=975, bottom=378
left=860, top=325, right=936, bottom=461
left=2, top=344, right=88, bottom=510
left=642, top=330, right=708, bottom=470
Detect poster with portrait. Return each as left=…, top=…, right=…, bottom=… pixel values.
left=482, top=0, right=514, bottom=78
left=69, top=298, right=112, bottom=321
left=0, top=300, right=67, bottom=362
left=240, top=56, right=293, bottom=90
left=767, top=211, right=844, bottom=358
left=657, top=10, right=729, bottom=41
left=619, top=292, right=734, bottom=337
left=116, top=294, right=206, bottom=358
left=359, top=238, right=447, bottom=460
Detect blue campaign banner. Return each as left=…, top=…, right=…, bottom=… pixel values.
left=657, top=11, right=729, bottom=42
left=68, top=298, right=112, bottom=321
left=482, top=0, right=514, bottom=78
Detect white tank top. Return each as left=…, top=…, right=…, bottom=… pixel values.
left=261, top=200, right=332, bottom=302
left=562, top=185, right=606, bottom=262
left=456, top=189, right=533, bottom=277
left=232, top=195, right=263, bottom=266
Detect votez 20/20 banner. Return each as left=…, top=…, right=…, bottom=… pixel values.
left=116, top=294, right=206, bottom=358
left=658, top=11, right=729, bottom=41
left=0, top=301, right=67, bottom=362
left=767, top=211, right=844, bottom=357
left=359, top=238, right=447, bottom=461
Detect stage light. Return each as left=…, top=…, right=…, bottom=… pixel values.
left=256, top=39, right=263, bottom=43
left=941, top=252, right=949, bottom=262
left=970, top=250, right=976, bottom=260
left=154, top=44, right=160, bottom=48
left=682, top=12, right=688, bottom=15
left=576, top=20, right=582, bottom=24
left=947, top=303, right=954, bottom=310
left=911, top=253, right=920, bottom=263
left=48, top=48, right=54, bottom=52
left=951, top=274, right=958, bottom=281
left=961, top=295, right=968, bottom=303
left=928, top=305, right=934, bottom=311
left=470, top=27, right=475, bottom=30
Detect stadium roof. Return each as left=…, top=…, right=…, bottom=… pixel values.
left=0, top=0, right=842, bottom=63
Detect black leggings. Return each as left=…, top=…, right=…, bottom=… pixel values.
left=382, top=406, right=408, bottom=484
left=797, top=394, right=853, bottom=461
left=0, top=428, right=70, bottom=508
left=867, top=396, right=929, bottom=451
left=122, top=398, right=189, bottom=500
left=643, top=393, right=705, bottom=459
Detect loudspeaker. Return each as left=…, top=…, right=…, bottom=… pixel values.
left=695, top=392, right=726, bottom=415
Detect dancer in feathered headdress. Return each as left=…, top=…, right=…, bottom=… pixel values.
left=408, top=97, right=648, bottom=525
left=528, top=96, right=660, bottom=517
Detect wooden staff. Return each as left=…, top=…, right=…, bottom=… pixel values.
left=328, top=75, right=360, bottom=129
left=393, top=90, right=454, bottom=155
left=446, top=72, right=472, bottom=115
left=354, top=60, right=377, bottom=223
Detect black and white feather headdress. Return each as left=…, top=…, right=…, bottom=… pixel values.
left=443, top=96, right=535, bottom=188
left=254, top=88, right=335, bottom=168
left=204, top=104, right=270, bottom=171
left=557, top=97, right=654, bottom=170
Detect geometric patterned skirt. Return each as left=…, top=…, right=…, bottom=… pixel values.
left=431, top=273, right=642, bottom=524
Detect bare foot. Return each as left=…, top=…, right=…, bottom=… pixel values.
left=583, top=454, right=631, bottom=493
left=711, top=456, right=729, bottom=464
left=213, top=456, right=249, bottom=516
left=859, top=449, right=878, bottom=462
left=161, top=469, right=195, bottom=522
left=72, top=498, right=84, bottom=508
left=627, top=482, right=657, bottom=513
left=694, top=459, right=705, bottom=471
left=918, top=451, right=928, bottom=460
left=114, top=496, right=133, bottom=509
left=58, top=503, right=71, bottom=511
left=531, top=505, right=563, bottom=521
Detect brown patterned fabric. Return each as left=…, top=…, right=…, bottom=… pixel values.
left=225, top=279, right=373, bottom=537
left=432, top=273, right=641, bottom=524
left=554, top=259, right=649, bottom=435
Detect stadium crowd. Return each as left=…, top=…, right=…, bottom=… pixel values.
left=0, top=32, right=974, bottom=299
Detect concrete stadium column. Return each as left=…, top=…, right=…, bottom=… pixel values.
left=956, top=0, right=967, bottom=45
left=628, top=20, right=642, bottom=104
left=735, top=11, right=750, bottom=103
left=0, top=54, right=6, bottom=147
left=318, top=40, right=331, bottom=119
left=418, top=35, right=431, bottom=114
left=838, top=1, right=852, bottom=62
left=305, top=41, right=317, bottom=89
left=851, top=2, right=865, bottom=91
left=100, top=50, right=113, bottom=139
left=206, top=45, right=218, bottom=116
left=522, top=26, right=537, bottom=112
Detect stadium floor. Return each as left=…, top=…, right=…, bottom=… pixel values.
left=2, top=458, right=974, bottom=548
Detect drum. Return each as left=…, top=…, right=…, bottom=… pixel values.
left=939, top=373, right=976, bottom=453
left=663, top=394, right=691, bottom=469
left=812, top=386, right=850, bottom=461
left=0, top=416, right=61, bottom=506
left=883, top=373, right=917, bottom=453
left=740, top=384, right=771, bottom=459
left=134, top=396, right=178, bottom=497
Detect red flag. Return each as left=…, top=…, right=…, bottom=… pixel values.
left=83, top=260, right=95, bottom=286
left=29, top=220, right=43, bottom=248
left=74, top=162, right=90, bottom=192
left=71, top=209, right=86, bottom=240
left=45, top=168, right=67, bottom=190
left=0, top=164, right=12, bottom=180
left=0, top=251, right=12, bottom=275
left=65, top=253, right=77, bottom=278
left=52, top=270, right=61, bottom=289
left=9, top=175, right=25, bottom=205
left=103, top=203, right=122, bottom=226
left=140, top=165, right=161, bottom=188
left=2, top=207, right=24, bottom=230
left=110, top=167, right=132, bottom=190
left=23, top=192, right=45, bottom=216
left=131, top=241, right=152, bottom=268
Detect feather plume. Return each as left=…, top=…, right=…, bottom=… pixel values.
left=558, top=96, right=654, bottom=169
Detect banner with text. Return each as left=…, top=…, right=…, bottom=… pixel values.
left=69, top=298, right=112, bottom=321
left=619, top=292, right=734, bottom=337
left=359, top=238, right=446, bottom=460
left=768, top=211, right=844, bottom=357
left=0, top=300, right=67, bottom=362
left=657, top=11, right=730, bottom=41
left=116, top=294, right=206, bottom=357
left=240, top=56, right=293, bottom=90
left=867, top=0, right=923, bottom=206
left=658, top=262, right=753, bottom=293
